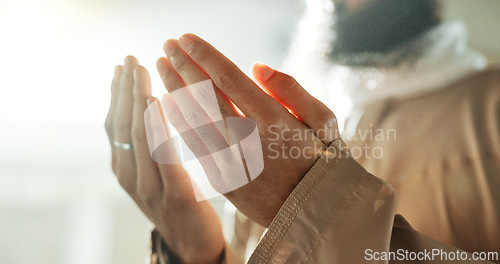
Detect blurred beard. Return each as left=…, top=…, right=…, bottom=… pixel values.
left=329, top=0, right=440, bottom=68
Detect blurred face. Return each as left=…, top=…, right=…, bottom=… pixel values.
left=329, top=0, right=440, bottom=66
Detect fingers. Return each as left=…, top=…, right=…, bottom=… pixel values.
left=252, top=63, right=339, bottom=144
left=159, top=40, right=242, bottom=141
left=131, top=66, right=163, bottom=197
left=161, top=94, right=218, bottom=164
left=163, top=39, right=209, bottom=86
left=162, top=94, right=229, bottom=193
left=105, top=65, right=123, bottom=173
left=156, top=56, right=235, bottom=195
left=115, top=56, right=139, bottom=142
left=156, top=55, right=230, bottom=155
left=164, top=39, right=241, bottom=120
left=157, top=61, right=246, bottom=194
left=157, top=56, right=186, bottom=93
left=176, top=33, right=283, bottom=119
left=143, top=97, right=186, bottom=173
left=113, top=56, right=139, bottom=193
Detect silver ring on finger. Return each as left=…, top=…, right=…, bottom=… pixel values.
left=114, top=140, right=134, bottom=150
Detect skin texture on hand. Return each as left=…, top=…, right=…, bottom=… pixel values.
left=105, top=56, right=224, bottom=264
left=106, top=34, right=340, bottom=263
left=156, top=34, right=340, bottom=227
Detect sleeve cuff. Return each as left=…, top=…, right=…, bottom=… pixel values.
left=248, top=138, right=397, bottom=263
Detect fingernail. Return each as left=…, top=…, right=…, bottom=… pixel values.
left=178, top=34, right=194, bottom=52
left=147, top=97, right=155, bottom=106
left=256, top=62, right=275, bottom=81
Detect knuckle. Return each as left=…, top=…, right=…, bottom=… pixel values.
left=215, top=71, right=241, bottom=91
left=113, top=119, right=131, bottom=133
left=172, top=56, right=187, bottom=72
left=131, top=125, right=146, bottom=142
left=282, top=77, right=303, bottom=101
left=190, top=43, right=208, bottom=64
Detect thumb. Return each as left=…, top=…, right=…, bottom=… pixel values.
left=252, top=62, right=339, bottom=144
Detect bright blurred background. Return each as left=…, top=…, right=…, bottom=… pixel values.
left=0, top=0, right=498, bottom=263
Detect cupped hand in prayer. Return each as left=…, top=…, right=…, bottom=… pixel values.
left=105, top=56, right=225, bottom=264
left=156, top=34, right=340, bottom=227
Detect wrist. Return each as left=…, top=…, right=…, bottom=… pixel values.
left=179, top=245, right=224, bottom=264
left=155, top=228, right=225, bottom=264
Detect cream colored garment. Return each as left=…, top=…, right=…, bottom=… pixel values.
left=344, top=69, right=500, bottom=255
left=151, top=69, right=499, bottom=263
left=150, top=20, right=497, bottom=262
left=221, top=69, right=499, bottom=264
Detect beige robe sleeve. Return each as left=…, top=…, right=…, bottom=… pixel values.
left=247, top=139, right=497, bottom=263
left=151, top=139, right=497, bottom=263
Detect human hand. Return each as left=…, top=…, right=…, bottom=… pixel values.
left=105, top=56, right=224, bottom=264
left=156, top=34, right=340, bottom=227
